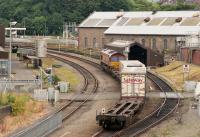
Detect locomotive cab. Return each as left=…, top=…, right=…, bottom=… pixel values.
left=100, top=49, right=126, bottom=71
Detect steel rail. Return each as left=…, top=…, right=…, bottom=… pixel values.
left=91, top=72, right=168, bottom=137
left=48, top=53, right=99, bottom=121
left=110, top=72, right=180, bottom=137
left=15, top=46, right=179, bottom=137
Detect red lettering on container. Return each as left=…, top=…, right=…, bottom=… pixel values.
left=123, top=78, right=143, bottom=84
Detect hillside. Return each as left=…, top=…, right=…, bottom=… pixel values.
left=0, top=0, right=197, bottom=35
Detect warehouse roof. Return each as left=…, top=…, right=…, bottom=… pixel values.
left=79, top=11, right=200, bottom=35
left=79, top=12, right=119, bottom=27
left=104, top=26, right=200, bottom=35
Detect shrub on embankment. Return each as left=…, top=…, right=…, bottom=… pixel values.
left=0, top=93, right=30, bottom=116
left=154, top=61, right=200, bottom=91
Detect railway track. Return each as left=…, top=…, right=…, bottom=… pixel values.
left=48, top=53, right=99, bottom=120
left=48, top=49, right=101, bottom=69
left=13, top=46, right=180, bottom=136
left=92, top=72, right=180, bottom=137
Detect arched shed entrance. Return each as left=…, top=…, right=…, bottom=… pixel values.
left=128, top=43, right=147, bottom=66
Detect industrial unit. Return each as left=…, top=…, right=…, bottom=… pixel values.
left=0, top=24, right=5, bottom=48
left=0, top=25, right=7, bottom=76
left=78, top=11, right=200, bottom=54
left=0, top=47, right=9, bottom=76
left=179, top=34, right=200, bottom=65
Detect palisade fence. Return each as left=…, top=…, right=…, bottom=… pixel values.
left=0, top=79, right=63, bottom=137
left=9, top=111, right=62, bottom=137
left=0, top=80, right=42, bottom=92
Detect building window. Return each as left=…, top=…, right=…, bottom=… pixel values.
left=93, top=37, right=96, bottom=48
left=102, top=38, right=105, bottom=48
left=164, top=39, right=168, bottom=49
left=152, top=38, right=156, bottom=49
left=142, top=39, right=145, bottom=46
left=84, top=37, right=88, bottom=48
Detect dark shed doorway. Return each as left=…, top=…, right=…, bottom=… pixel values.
left=128, top=43, right=147, bottom=66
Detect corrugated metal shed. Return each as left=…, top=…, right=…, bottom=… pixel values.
left=192, top=49, right=200, bottom=65
left=180, top=47, right=200, bottom=65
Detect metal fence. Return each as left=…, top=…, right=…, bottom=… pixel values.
left=0, top=79, right=41, bottom=84
left=0, top=79, right=42, bottom=93
left=9, top=112, right=62, bottom=137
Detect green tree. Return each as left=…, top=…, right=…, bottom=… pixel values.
left=0, top=0, right=198, bottom=35
left=47, top=12, right=64, bottom=35
left=33, top=16, right=46, bottom=35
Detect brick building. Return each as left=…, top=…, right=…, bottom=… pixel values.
left=78, top=12, right=119, bottom=49
left=0, top=47, right=9, bottom=76
left=0, top=24, right=5, bottom=48
left=0, top=25, right=8, bottom=76
left=78, top=11, right=200, bottom=54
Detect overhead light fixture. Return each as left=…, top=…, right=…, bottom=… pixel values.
left=10, top=21, right=17, bottom=26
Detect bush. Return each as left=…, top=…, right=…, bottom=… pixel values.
left=11, top=95, right=30, bottom=116
left=0, top=94, right=8, bottom=106
left=52, top=75, right=61, bottom=85
left=7, top=94, right=15, bottom=104
left=0, top=93, right=32, bottom=116
left=11, top=97, right=25, bottom=116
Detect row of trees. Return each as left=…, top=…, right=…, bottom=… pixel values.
left=0, top=0, right=198, bottom=35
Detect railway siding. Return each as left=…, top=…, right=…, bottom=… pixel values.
left=110, top=71, right=180, bottom=137
left=9, top=52, right=99, bottom=137
left=9, top=46, right=180, bottom=134
left=49, top=50, right=180, bottom=137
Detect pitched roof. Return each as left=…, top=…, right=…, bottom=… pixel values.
left=79, top=11, right=200, bottom=35
left=104, top=26, right=200, bottom=35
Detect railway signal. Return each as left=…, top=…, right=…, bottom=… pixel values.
left=183, top=64, right=190, bottom=81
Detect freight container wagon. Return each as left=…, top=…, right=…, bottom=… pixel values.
left=96, top=60, right=146, bottom=129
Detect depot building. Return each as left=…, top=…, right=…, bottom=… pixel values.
left=78, top=11, right=200, bottom=53
left=0, top=25, right=8, bottom=76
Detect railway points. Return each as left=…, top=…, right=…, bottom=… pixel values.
left=1, top=10, right=200, bottom=137
left=2, top=45, right=180, bottom=137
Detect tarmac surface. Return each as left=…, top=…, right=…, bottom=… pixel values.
left=11, top=55, right=35, bottom=80
left=0, top=54, right=35, bottom=80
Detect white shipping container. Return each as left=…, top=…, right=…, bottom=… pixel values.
left=120, top=60, right=146, bottom=98
left=121, top=74, right=145, bottom=97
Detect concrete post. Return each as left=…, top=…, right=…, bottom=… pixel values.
left=198, top=96, right=200, bottom=117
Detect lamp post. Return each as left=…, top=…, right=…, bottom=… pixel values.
left=9, top=21, right=17, bottom=81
